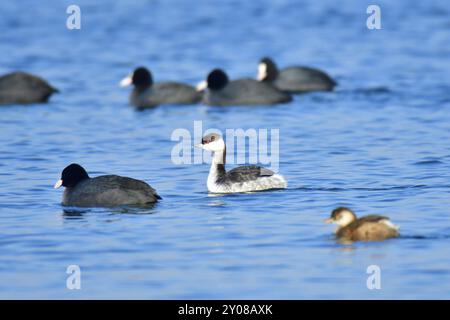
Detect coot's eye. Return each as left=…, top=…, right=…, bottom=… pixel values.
left=210, top=136, right=215, bottom=141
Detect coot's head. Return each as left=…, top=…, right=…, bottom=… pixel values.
left=120, top=67, right=153, bottom=89
left=324, top=207, right=357, bottom=227
left=195, top=133, right=225, bottom=153
left=54, top=163, right=90, bottom=189
left=196, top=69, right=229, bottom=91
left=257, top=57, right=278, bottom=82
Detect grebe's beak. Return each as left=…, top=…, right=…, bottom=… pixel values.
left=194, top=143, right=204, bottom=149
left=196, top=80, right=207, bottom=92
left=54, top=179, right=63, bottom=189
left=324, top=218, right=334, bottom=224
left=119, top=74, right=133, bottom=87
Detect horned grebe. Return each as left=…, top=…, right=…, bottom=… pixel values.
left=0, top=71, right=58, bottom=105
left=325, top=207, right=399, bottom=242
left=257, top=57, right=337, bottom=93
left=54, top=163, right=161, bottom=207
left=196, top=69, right=292, bottom=106
left=120, top=67, right=202, bottom=108
left=196, top=133, right=287, bottom=193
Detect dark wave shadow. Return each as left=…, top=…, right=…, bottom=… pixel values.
left=400, top=234, right=450, bottom=240
left=337, top=86, right=392, bottom=95
left=290, top=184, right=430, bottom=192
left=61, top=202, right=159, bottom=218
left=62, top=208, right=91, bottom=218
left=413, top=160, right=444, bottom=166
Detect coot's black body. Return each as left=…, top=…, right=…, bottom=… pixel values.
left=201, top=69, right=292, bottom=106
left=55, top=164, right=161, bottom=207
left=122, top=67, right=202, bottom=108
left=258, top=57, right=336, bottom=93
left=0, top=71, right=58, bottom=105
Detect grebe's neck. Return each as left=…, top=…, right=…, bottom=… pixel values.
left=208, top=148, right=226, bottom=187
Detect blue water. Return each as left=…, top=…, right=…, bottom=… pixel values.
left=1, top=0, right=450, bottom=299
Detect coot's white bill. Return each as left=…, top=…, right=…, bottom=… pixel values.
left=196, top=80, right=207, bottom=92
left=257, top=62, right=267, bottom=81
left=54, top=179, right=63, bottom=189
left=120, top=74, right=132, bottom=87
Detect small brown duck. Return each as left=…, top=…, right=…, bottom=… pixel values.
left=325, top=207, right=399, bottom=242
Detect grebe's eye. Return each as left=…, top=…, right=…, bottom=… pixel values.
left=202, top=139, right=206, bottom=144
left=210, top=136, right=215, bottom=141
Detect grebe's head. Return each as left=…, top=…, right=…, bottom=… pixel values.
left=195, top=133, right=225, bottom=152
left=257, top=57, right=278, bottom=82
left=325, top=207, right=357, bottom=227
left=54, top=163, right=89, bottom=189
left=120, top=67, right=153, bottom=89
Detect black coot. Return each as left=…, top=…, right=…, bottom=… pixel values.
left=120, top=67, right=202, bottom=108
left=257, top=57, right=337, bottom=93
left=200, top=69, right=292, bottom=106
left=54, top=164, right=161, bottom=207
left=0, top=71, right=58, bottom=105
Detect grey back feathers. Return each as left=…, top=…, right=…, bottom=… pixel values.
left=216, top=166, right=274, bottom=184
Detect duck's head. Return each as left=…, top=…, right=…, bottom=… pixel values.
left=54, top=163, right=89, bottom=189
left=325, top=207, right=357, bottom=227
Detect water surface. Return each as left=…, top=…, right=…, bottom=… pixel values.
left=1, top=0, right=450, bottom=299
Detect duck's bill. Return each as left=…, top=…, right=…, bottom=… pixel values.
left=196, top=80, right=207, bottom=92
left=324, top=218, right=334, bottom=224
left=54, top=179, right=63, bottom=189
left=119, top=75, right=132, bottom=87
